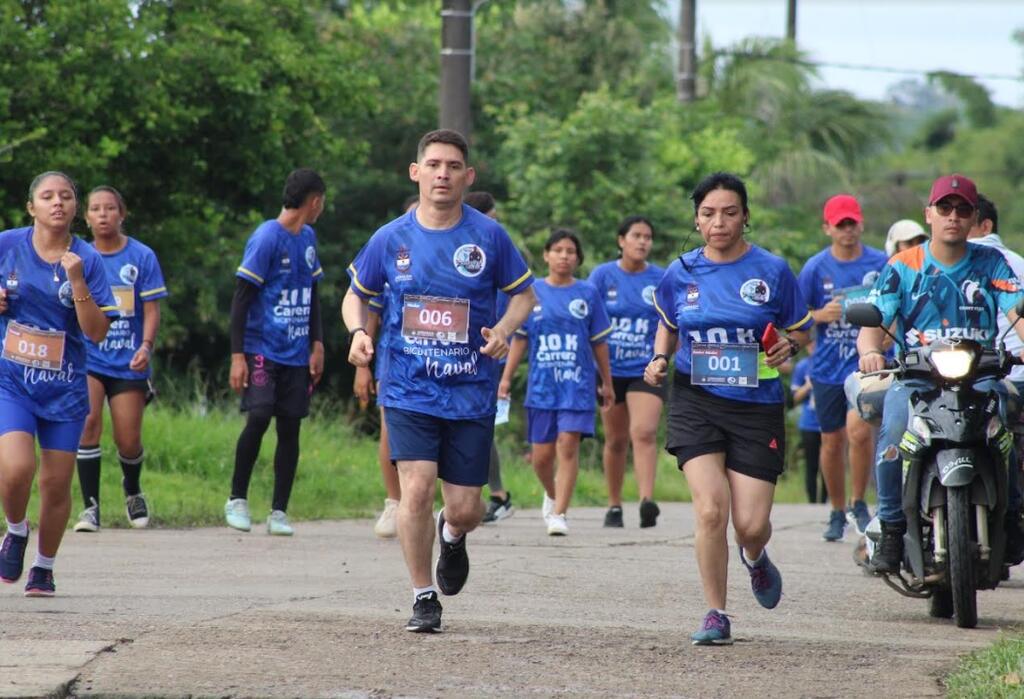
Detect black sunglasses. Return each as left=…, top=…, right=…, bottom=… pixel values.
left=933, top=201, right=975, bottom=219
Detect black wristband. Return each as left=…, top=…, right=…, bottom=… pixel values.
left=786, top=338, right=799, bottom=358
left=652, top=353, right=670, bottom=364
left=351, top=327, right=366, bottom=337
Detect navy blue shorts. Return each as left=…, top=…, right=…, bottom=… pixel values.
left=526, top=408, right=594, bottom=444
left=384, top=407, right=494, bottom=486
left=0, top=394, right=85, bottom=452
left=811, top=381, right=851, bottom=433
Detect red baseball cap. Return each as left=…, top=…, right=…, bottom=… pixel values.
left=823, top=194, right=863, bottom=226
left=928, top=174, right=978, bottom=207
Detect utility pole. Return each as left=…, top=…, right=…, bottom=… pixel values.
left=786, top=0, right=797, bottom=43
left=677, top=0, right=696, bottom=103
left=440, top=0, right=473, bottom=139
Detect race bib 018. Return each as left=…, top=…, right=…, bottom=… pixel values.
left=2, top=321, right=66, bottom=371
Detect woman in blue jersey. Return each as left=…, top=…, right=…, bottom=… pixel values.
left=0, top=172, right=117, bottom=596
left=73, top=187, right=167, bottom=533
left=589, top=216, right=665, bottom=529
left=645, top=173, right=812, bottom=645
left=500, top=229, right=614, bottom=536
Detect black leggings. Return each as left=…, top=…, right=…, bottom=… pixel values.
left=800, top=429, right=827, bottom=504
left=231, top=414, right=302, bottom=512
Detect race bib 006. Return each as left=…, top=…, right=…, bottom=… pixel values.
left=401, top=295, right=470, bottom=343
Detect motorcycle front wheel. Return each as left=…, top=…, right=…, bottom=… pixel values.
left=948, top=485, right=978, bottom=628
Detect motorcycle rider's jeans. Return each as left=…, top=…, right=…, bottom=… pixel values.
left=875, top=377, right=1019, bottom=524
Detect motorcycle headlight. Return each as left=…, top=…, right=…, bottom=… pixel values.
left=929, top=348, right=976, bottom=379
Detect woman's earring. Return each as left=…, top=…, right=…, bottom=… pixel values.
left=744, top=221, right=751, bottom=231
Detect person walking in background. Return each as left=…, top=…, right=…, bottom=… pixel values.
left=797, top=195, right=887, bottom=541
left=588, top=216, right=666, bottom=528
left=790, top=341, right=825, bottom=504
left=500, top=229, right=614, bottom=536
left=645, top=172, right=811, bottom=645
left=225, top=168, right=326, bottom=537
left=74, top=186, right=168, bottom=532
left=0, top=171, right=116, bottom=596
left=884, top=219, right=928, bottom=257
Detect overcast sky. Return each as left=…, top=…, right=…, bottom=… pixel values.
left=667, top=0, right=1024, bottom=106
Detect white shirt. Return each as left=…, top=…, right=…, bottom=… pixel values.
left=970, top=233, right=1024, bottom=383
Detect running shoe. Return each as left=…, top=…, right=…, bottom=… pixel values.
left=224, top=498, right=252, bottom=532
left=639, top=498, right=660, bottom=528
left=74, top=499, right=100, bottom=533
left=405, top=590, right=442, bottom=633
left=0, top=530, right=28, bottom=583
left=542, top=492, right=556, bottom=519
left=603, top=506, right=624, bottom=528
left=434, top=510, right=469, bottom=595
left=823, top=509, right=847, bottom=542
left=691, top=609, right=733, bottom=646
left=374, top=498, right=399, bottom=538
left=267, top=510, right=294, bottom=536
left=125, top=493, right=150, bottom=529
left=545, top=513, right=568, bottom=536
left=24, top=566, right=55, bottom=597
left=482, top=492, right=514, bottom=523
left=847, top=500, right=871, bottom=536
left=739, top=546, right=783, bottom=609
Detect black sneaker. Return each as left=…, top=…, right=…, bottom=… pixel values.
left=868, top=520, right=905, bottom=574
left=639, top=499, right=660, bottom=528
left=434, top=511, right=469, bottom=596
left=482, top=492, right=514, bottom=523
left=1005, top=511, right=1024, bottom=566
left=405, top=591, right=442, bottom=633
left=603, top=506, right=624, bottom=528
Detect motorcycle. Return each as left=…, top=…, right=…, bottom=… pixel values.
left=847, top=302, right=1023, bottom=628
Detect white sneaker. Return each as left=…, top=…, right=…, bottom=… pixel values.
left=224, top=498, right=251, bottom=532
left=374, top=498, right=399, bottom=539
left=542, top=493, right=556, bottom=519
left=74, top=499, right=100, bottom=533
left=545, top=513, right=568, bottom=536
left=267, top=510, right=294, bottom=536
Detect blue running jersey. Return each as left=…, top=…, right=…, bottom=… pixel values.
left=797, top=245, right=887, bottom=385
left=518, top=279, right=612, bottom=411
left=347, top=205, right=533, bottom=420
left=0, top=227, right=119, bottom=420
left=588, top=260, right=664, bottom=378
left=870, top=243, right=1023, bottom=350
left=654, top=245, right=812, bottom=404
left=791, top=357, right=820, bottom=432
left=86, top=237, right=168, bottom=380
left=368, top=286, right=391, bottom=383
left=236, top=220, right=324, bottom=367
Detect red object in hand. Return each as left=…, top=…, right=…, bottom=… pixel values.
left=761, top=322, right=779, bottom=351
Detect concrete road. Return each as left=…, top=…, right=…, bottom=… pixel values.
left=2, top=504, right=1021, bottom=698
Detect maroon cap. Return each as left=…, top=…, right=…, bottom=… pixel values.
left=928, top=174, right=978, bottom=207
left=823, top=194, right=863, bottom=226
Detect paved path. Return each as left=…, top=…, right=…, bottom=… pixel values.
left=2, top=504, right=1022, bottom=698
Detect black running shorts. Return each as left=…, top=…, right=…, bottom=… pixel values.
left=240, top=354, right=311, bottom=419
left=610, top=375, right=668, bottom=405
left=665, top=373, right=786, bottom=484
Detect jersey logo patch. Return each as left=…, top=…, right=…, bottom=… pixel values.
left=396, top=246, right=411, bottom=273
left=119, top=263, right=139, bottom=285
left=642, top=285, right=656, bottom=306
left=862, top=270, right=880, bottom=287
left=305, top=245, right=316, bottom=269
left=740, top=278, right=770, bottom=306
left=58, top=281, right=74, bottom=308
left=568, top=299, right=589, bottom=319
left=606, top=285, right=618, bottom=301
left=453, top=244, right=486, bottom=277
left=685, top=284, right=699, bottom=307
left=5, top=271, right=18, bottom=295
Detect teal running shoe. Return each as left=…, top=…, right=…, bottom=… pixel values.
left=691, top=609, right=733, bottom=646
left=740, top=546, right=783, bottom=609
left=267, top=510, right=294, bottom=536
left=224, top=498, right=251, bottom=532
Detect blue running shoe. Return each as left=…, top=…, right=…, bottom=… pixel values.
left=740, top=546, right=783, bottom=609
left=0, top=531, right=28, bottom=583
left=848, top=500, right=871, bottom=536
left=823, top=509, right=846, bottom=542
left=691, top=609, right=733, bottom=646
left=24, top=566, right=55, bottom=597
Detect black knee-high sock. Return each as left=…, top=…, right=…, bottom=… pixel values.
left=231, top=414, right=272, bottom=500
left=119, top=449, right=144, bottom=496
left=77, top=445, right=102, bottom=509
left=271, top=416, right=302, bottom=512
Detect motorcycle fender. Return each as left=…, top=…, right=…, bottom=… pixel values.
left=936, top=448, right=976, bottom=487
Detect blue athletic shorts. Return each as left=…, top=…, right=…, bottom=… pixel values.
left=384, top=407, right=494, bottom=487
left=526, top=408, right=594, bottom=444
left=811, top=381, right=851, bottom=433
left=0, top=394, right=85, bottom=452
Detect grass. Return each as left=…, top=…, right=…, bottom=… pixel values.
left=946, top=635, right=1024, bottom=698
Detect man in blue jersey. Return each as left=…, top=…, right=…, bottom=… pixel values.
left=226, top=168, right=326, bottom=537
left=798, top=195, right=888, bottom=541
left=858, top=174, right=1024, bottom=573
left=342, top=130, right=535, bottom=633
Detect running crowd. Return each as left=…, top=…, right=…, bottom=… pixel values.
left=2, top=129, right=1023, bottom=647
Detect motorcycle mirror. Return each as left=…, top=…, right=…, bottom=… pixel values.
left=845, top=303, right=883, bottom=328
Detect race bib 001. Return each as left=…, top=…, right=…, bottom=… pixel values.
left=111, top=285, right=136, bottom=318
left=2, top=321, right=66, bottom=370
left=691, top=342, right=759, bottom=387
left=401, top=295, right=470, bottom=343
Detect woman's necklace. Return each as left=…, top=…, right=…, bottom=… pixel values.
left=49, top=236, right=72, bottom=283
